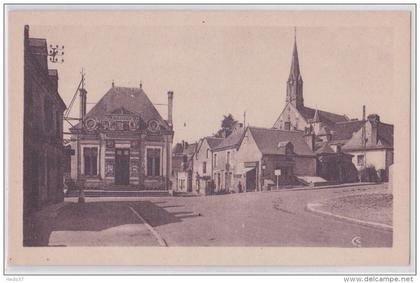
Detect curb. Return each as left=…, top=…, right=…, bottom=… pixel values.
left=128, top=205, right=168, bottom=247
left=306, top=203, right=393, bottom=232
left=272, top=182, right=383, bottom=193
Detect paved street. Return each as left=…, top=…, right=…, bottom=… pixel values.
left=40, top=184, right=391, bottom=247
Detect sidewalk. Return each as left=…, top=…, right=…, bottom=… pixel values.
left=26, top=201, right=163, bottom=246
left=306, top=191, right=393, bottom=231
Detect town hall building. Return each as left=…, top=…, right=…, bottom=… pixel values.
left=69, top=83, right=174, bottom=191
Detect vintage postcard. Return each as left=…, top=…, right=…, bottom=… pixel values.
left=5, top=5, right=414, bottom=271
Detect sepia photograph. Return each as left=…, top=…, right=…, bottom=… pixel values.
left=4, top=4, right=414, bottom=272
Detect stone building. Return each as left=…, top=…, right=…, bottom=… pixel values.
left=234, top=127, right=317, bottom=192
left=69, top=85, right=174, bottom=191
left=192, top=136, right=223, bottom=194
left=23, top=25, right=67, bottom=216
left=172, top=141, right=197, bottom=193
left=342, top=114, right=394, bottom=177
left=212, top=126, right=246, bottom=193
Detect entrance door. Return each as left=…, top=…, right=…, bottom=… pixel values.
left=115, top=149, right=130, bottom=185
left=246, top=168, right=257, bottom=192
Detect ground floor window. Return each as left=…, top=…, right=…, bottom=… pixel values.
left=84, top=147, right=98, bottom=176
left=147, top=147, right=161, bottom=176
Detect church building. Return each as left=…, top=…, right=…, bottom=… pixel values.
left=273, top=33, right=350, bottom=133
left=273, top=31, right=394, bottom=181
left=69, top=83, right=174, bottom=191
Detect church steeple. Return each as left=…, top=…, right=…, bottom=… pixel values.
left=286, top=28, right=304, bottom=109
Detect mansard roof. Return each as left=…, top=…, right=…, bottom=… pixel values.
left=73, top=86, right=170, bottom=130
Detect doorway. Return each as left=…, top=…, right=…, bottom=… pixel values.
left=246, top=168, right=257, bottom=192
left=115, top=148, right=130, bottom=185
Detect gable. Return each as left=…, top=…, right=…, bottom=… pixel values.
left=273, top=102, right=309, bottom=130
left=237, top=128, right=264, bottom=161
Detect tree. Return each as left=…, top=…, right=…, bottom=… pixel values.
left=215, top=114, right=238, bottom=138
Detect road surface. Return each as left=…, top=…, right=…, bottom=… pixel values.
left=46, top=184, right=392, bottom=247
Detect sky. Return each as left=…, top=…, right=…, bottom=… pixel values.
left=28, top=18, right=396, bottom=144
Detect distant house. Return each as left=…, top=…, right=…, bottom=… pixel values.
left=192, top=136, right=223, bottom=194
left=235, top=127, right=317, bottom=191
left=172, top=141, right=198, bottom=193
left=212, top=125, right=246, bottom=193
left=342, top=114, right=394, bottom=176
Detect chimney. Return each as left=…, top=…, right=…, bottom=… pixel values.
left=167, top=91, right=173, bottom=127
left=79, top=88, right=87, bottom=121
left=24, top=25, right=29, bottom=47
left=367, top=114, right=380, bottom=145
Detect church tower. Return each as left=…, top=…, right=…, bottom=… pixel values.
left=286, top=29, right=304, bottom=109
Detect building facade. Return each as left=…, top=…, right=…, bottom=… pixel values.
left=192, top=136, right=223, bottom=194
left=342, top=114, right=394, bottom=177
left=172, top=142, right=197, bottom=193
left=69, top=85, right=174, bottom=191
left=212, top=126, right=246, bottom=193
left=23, top=25, right=67, bottom=216
left=234, top=127, right=317, bottom=192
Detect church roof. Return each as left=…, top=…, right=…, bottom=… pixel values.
left=72, top=86, right=170, bottom=130
left=299, top=106, right=348, bottom=124
left=247, top=127, right=315, bottom=157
